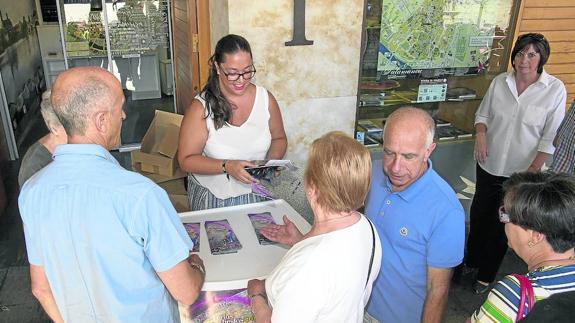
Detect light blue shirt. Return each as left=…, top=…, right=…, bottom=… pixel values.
left=365, top=160, right=464, bottom=323
left=19, top=144, right=193, bottom=323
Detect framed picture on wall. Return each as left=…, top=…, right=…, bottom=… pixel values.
left=0, top=0, right=45, bottom=160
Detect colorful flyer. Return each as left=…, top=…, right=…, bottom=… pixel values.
left=247, top=212, right=277, bottom=245
left=183, top=222, right=201, bottom=252
left=205, top=220, right=242, bottom=255
left=187, top=289, right=255, bottom=322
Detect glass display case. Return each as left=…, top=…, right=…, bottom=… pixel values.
left=53, top=0, right=175, bottom=145
left=356, top=0, right=521, bottom=147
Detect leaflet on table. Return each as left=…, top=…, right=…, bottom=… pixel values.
left=205, top=220, right=243, bottom=255
left=188, top=289, right=254, bottom=322
left=183, top=223, right=200, bottom=252
left=248, top=212, right=278, bottom=245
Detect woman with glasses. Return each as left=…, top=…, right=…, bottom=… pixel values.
left=178, top=34, right=287, bottom=210
left=469, top=171, right=575, bottom=322
left=463, top=33, right=567, bottom=294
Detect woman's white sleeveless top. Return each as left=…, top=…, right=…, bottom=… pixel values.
left=193, top=85, right=271, bottom=199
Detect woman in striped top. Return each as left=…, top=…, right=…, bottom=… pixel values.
left=470, top=171, right=575, bottom=323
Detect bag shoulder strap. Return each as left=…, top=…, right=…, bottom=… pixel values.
left=365, top=216, right=376, bottom=288
left=511, top=273, right=535, bottom=322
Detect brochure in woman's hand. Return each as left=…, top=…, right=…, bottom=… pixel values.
left=245, top=160, right=294, bottom=180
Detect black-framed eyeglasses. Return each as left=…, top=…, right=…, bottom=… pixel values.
left=220, top=66, right=257, bottom=81
left=498, top=206, right=511, bottom=224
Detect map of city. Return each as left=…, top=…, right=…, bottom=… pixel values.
left=377, top=0, right=508, bottom=75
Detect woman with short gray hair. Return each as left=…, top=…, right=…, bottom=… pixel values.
left=470, top=171, right=575, bottom=322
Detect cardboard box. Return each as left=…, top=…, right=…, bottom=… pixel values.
left=158, top=178, right=187, bottom=195
left=132, top=110, right=183, bottom=177
left=140, top=168, right=186, bottom=184
left=168, top=194, right=190, bottom=212
left=158, top=178, right=189, bottom=212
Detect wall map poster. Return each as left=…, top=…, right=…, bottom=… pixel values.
left=377, top=0, right=512, bottom=79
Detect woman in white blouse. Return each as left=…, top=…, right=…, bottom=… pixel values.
left=464, top=33, right=566, bottom=294
left=247, top=131, right=382, bottom=323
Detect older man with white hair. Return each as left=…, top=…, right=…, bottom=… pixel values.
left=19, top=66, right=204, bottom=322
left=18, top=90, right=67, bottom=187
left=364, top=107, right=465, bottom=323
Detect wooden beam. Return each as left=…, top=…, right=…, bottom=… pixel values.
left=545, top=63, right=574, bottom=75
left=520, top=19, right=575, bottom=31
left=555, top=74, right=575, bottom=84
left=524, top=0, right=575, bottom=8
left=549, top=42, right=575, bottom=53
left=547, top=53, right=575, bottom=65
left=523, top=7, right=575, bottom=19
left=197, top=0, right=211, bottom=89
left=516, top=31, right=575, bottom=42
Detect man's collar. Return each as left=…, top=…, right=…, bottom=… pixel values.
left=53, top=144, right=119, bottom=165
left=383, top=160, right=433, bottom=202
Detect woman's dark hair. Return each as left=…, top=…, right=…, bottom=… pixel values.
left=503, top=171, right=575, bottom=253
left=201, top=34, right=252, bottom=129
left=510, top=33, right=550, bottom=74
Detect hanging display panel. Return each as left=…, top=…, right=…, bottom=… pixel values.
left=108, top=0, right=170, bottom=56
left=376, top=0, right=514, bottom=80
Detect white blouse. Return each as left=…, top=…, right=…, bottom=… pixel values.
left=475, top=70, right=566, bottom=177
left=265, top=216, right=382, bottom=323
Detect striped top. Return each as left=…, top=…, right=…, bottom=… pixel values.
left=472, top=265, right=575, bottom=323
left=551, top=100, right=575, bottom=175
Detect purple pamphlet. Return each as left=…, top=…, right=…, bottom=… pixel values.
left=247, top=212, right=277, bottom=245
left=205, top=219, right=242, bottom=255
left=183, top=223, right=200, bottom=252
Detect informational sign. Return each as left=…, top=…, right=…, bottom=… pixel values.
left=377, top=0, right=512, bottom=79
left=417, top=79, right=447, bottom=103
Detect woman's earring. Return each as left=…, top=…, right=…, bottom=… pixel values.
left=528, top=240, right=535, bottom=248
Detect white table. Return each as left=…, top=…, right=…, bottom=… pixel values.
left=177, top=200, right=311, bottom=322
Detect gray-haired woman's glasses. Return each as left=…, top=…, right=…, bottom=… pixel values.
left=498, top=206, right=511, bottom=224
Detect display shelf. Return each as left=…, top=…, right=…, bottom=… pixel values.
left=356, top=0, right=520, bottom=149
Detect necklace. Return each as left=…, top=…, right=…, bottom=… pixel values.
left=314, top=211, right=357, bottom=225
left=529, top=255, right=575, bottom=271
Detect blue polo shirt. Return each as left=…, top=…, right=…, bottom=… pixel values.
left=19, top=144, right=193, bottom=323
left=365, top=160, right=464, bottom=323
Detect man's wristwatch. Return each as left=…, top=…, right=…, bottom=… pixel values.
left=189, top=262, right=205, bottom=276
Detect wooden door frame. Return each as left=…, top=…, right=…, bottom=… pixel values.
left=171, top=0, right=211, bottom=113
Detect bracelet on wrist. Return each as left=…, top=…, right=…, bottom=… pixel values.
left=249, top=292, right=267, bottom=302
left=221, top=160, right=228, bottom=174
left=189, top=262, right=205, bottom=276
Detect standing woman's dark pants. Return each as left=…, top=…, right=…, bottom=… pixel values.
left=465, top=164, right=509, bottom=283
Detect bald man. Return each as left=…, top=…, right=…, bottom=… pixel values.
left=364, top=107, right=465, bottom=323
left=19, top=67, right=204, bottom=323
